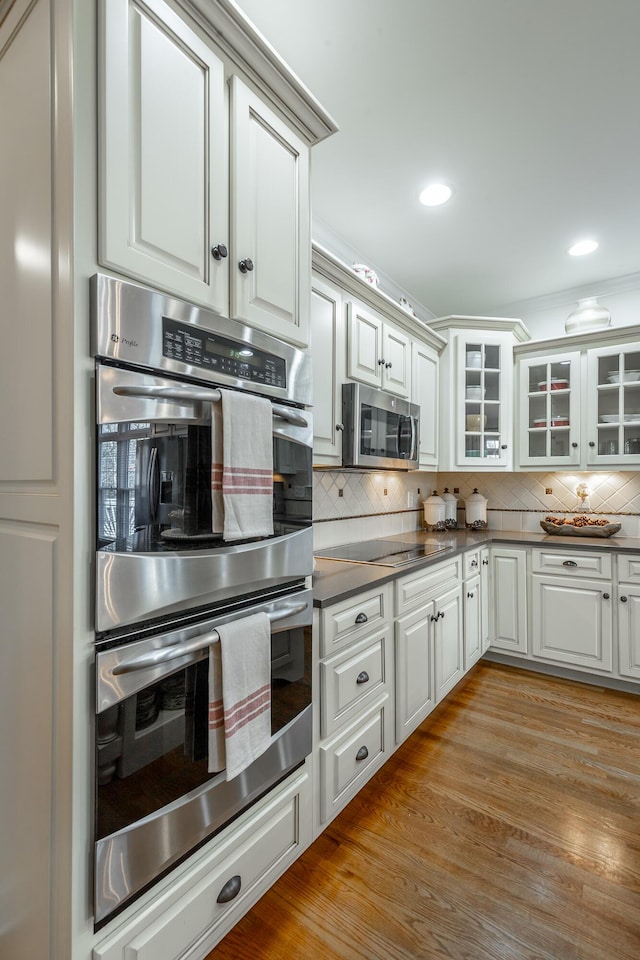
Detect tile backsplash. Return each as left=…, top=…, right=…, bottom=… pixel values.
left=313, top=469, right=640, bottom=547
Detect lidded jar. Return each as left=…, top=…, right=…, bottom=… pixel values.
left=565, top=297, right=611, bottom=335
left=441, top=488, right=458, bottom=528
left=422, top=491, right=446, bottom=530
left=465, top=488, right=487, bottom=528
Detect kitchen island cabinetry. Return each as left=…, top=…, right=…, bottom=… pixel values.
left=430, top=316, right=530, bottom=471
left=530, top=548, right=613, bottom=673
left=314, top=584, right=394, bottom=832
left=100, top=0, right=334, bottom=347
left=514, top=325, right=640, bottom=470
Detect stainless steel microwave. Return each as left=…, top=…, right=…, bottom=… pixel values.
left=342, top=382, right=420, bottom=470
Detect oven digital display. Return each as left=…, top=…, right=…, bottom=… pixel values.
left=162, top=317, right=286, bottom=388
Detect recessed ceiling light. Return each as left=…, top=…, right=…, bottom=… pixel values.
left=568, top=239, right=598, bottom=256
left=419, top=183, right=452, bottom=207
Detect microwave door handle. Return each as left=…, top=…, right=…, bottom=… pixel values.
left=410, top=415, right=417, bottom=460
left=148, top=446, right=159, bottom=523
left=112, top=385, right=308, bottom=429
left=111, top=601, right=308, bottom=675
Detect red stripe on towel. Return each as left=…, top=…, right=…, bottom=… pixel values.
left=224, top=683, right=271, bottom=737
left=208, top=699, right=224, bottom=729
left=223, top=467, right=272, bottom=476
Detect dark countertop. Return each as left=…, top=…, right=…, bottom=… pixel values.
left=313, top=528, right=640, bottom=608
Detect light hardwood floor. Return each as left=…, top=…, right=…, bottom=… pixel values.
left=209, top=661, right=640, bottom=960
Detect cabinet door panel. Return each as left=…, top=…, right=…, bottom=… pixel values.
left=100, top=0, right=228, bottom=311
left=382, top=325, right=410, bottom=397
left=464, top=575, right=481, bottom=669
left=395, top=603, right=435, bottom=743
left=618, top=587, right=640, bottom=679
left=490, top=548, right=527, bottom=654
left=311, top=276, right=344, bottom=462
left=412, top=342, right=439, bottom=467
left=347, top=301, right=383, bottom=386
left=231, top=77, right=310, bottom=346
left=531, top=575, right=612, bottom=671
left=434, top=587, right=463, bottom=701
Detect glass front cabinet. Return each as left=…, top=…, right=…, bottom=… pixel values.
left=459, top=337, right=509, bottom=467
left=516, top=331, right=640, bottom=470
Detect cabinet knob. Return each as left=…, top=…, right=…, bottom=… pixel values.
left=211, top=243, right=228, bottom=260
left=238, top=258, right=254, bottom=273
left=356, top=670, right=370, bottom=685
left=482, top=558, right=489, bottom=566
left=430, top=613, right=438, bottom=622
left=216, top=875, right=242, bottom=904
left=589, top=441, right=596, bottom=448
left=620, top=595, right=628, bottom=603
left=501, top=444, right=508, bottom=450
left=355, top=745, right=369, bottom=762
left=377, top=358, right=386, bottom=366
left=385, top=362, right=392, bottom=369
left=467, top=591, right=474, bottom=599
left=470, top=559, right=478, bottom=567
left=335, top=423, right=344, bottom=432
left=571, top=442, right=579, bottom=448
left=603, top=593, right=610, bottom=600
left=438, top=610, right=445, bottom=620
left=355, top=612, right=368, bottom=624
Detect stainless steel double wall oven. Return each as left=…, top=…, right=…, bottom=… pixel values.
left=92, top=275, right=314, bottom=927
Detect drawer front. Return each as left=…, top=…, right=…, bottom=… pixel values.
left=618, top=554, right=640, bottom=584
left=319, top=695, right=388, bottom=823
left=395, top=555, right=461, bottom=614
left=93, top=770, right=310, bottom=960
left=463, top=549, right=481, bottom=580
left=320, top=584, right=391, bottom=656
left=531, top=548, right=612, bottom=579
left=320, top=630, right=387, bottom=738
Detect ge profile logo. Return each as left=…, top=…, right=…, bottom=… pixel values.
left=110, top=333, right=139, bottom=348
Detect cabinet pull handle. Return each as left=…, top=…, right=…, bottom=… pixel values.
left=470, top=559, right=478, bottom=567
left=355, top=612, right=368, bottom=624
left=562, top=560, right=577, bottom=567
left=356, top=671, right=370, bottom=685
left=482, top=558, right=489, bottom=566
left=335, top=423, right=344, bottom=431
left=603, top=593, right=610, bottom=600
left=211, top=243, right=228, bottom=260
left=377, top=358, right=386, bottom=366
left=238, top=258, right=254, bottom=273
left=467, top=591, right=474, bottom=598
left=385, top=362, right=392, bottom=369
left=620, top=595, right=628, bottom=603
left=355, top=746, right=369, bottom=762
left=430, top=613, right=438, bottom=622
left=438, top=610, right=445, bottom=620
left=217, top=875, right=242, bottom=904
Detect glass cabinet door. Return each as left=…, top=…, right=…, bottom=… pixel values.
left=518, top=352, right=580, bottom=467
left=460, top=339, right=507, bottom=465
left=588, top=343, right=640, bottom=462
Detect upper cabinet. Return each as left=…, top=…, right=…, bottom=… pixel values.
left=430, top=317, right=530, bottom=471
left=310, top=245, right=445, bottom=468
left=515, top=325, right=640, bottom=470
left=98, top=0, right=336, bottom=347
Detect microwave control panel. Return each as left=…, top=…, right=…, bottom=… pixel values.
left=162, top=317, right=287, bottom=388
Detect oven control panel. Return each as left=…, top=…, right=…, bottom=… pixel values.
left=162, top=317, right=287, bottom=388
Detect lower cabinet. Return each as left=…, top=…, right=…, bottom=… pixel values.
left=531, top=574, right=613, bottom=672
left=433, top=585, right=464, bottom=701
left=463, top=573, right=482, bottom=669
left=616, top=555, right=640, bottom=680
left=489, top=546, right=528, bottom=655
left=93, top=766, right=312, bottom=960
left=395, top=600, right=436, bottom=744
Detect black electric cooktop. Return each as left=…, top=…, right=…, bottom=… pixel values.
left=314, top=538, right=450, bottom=567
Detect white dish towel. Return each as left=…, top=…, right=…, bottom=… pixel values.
left=211, top=388, right=274, bottom=541
left=208, top=612, right=272, bottom=781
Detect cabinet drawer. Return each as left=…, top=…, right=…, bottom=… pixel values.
left=463, top=549, right=482, bottom=580
left=395, top=555, right=461, bottom=614
left=93, top=770, right=310, bottom=960
left=320, top=630, right=388, bottom=738
left=531, top=548, right=612, bottom=579
left=319, top=694, right=389, bottom=823
left=320, top=584, right=391, bottom=656
left=618, top=554, right=640, bottom=584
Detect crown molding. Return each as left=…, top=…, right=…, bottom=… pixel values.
left=429, top=314, right=531, bottom=343
left=494, top=271, right=640, bottom=318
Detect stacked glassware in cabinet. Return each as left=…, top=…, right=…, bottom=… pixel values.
left=463, top=343, right=502, bottom=461
left=526, top=359, right=573, bottom=460
left=594, top=348, right=640, bottom=458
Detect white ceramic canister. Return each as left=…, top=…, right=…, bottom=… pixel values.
left=441, top=488, right=458, bottom=528
left=423, top=491, right=446, bottom=530
left=565, top=297, right=611, bottom=335
left=465, top=488, right=487, bottom=528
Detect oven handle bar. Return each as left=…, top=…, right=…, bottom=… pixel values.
left=111, top=384, right=308, bottom=427
left=111, top=601, right=308, bottom=675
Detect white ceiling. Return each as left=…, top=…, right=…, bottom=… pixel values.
left=234, top=0, right=640, bottom=319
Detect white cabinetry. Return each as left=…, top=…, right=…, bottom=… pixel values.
left=515, top=326, right=640, bottom=470
left=394, top=556, right=463, bottom=743
left=93, top=767, right=312, bottom=960
left=489, top=546, right=527, bottom=655
left=100, top=0, right=327, bottom=347
left=315, top=585, right=394, bottom=830
left=411, top=340, right=439, bottom=468
left=347, top=300, right=411, bottom=397
left=616, top=555, right=640, bottom=680
left=530, top=547, right=613, bottom=673
left=430, top=316, right=530, bottom=470
left=310, top=273, right=345, bottom=464
left=462, top=549, right=482, bottom=669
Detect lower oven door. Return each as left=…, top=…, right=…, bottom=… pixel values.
left=94, top=588, right=312, bottom=928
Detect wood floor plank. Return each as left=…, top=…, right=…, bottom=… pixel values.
left=208, top=662, right=640, bottom=960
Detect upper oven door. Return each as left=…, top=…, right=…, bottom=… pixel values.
left=95, top=363, right=313, bottom=636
